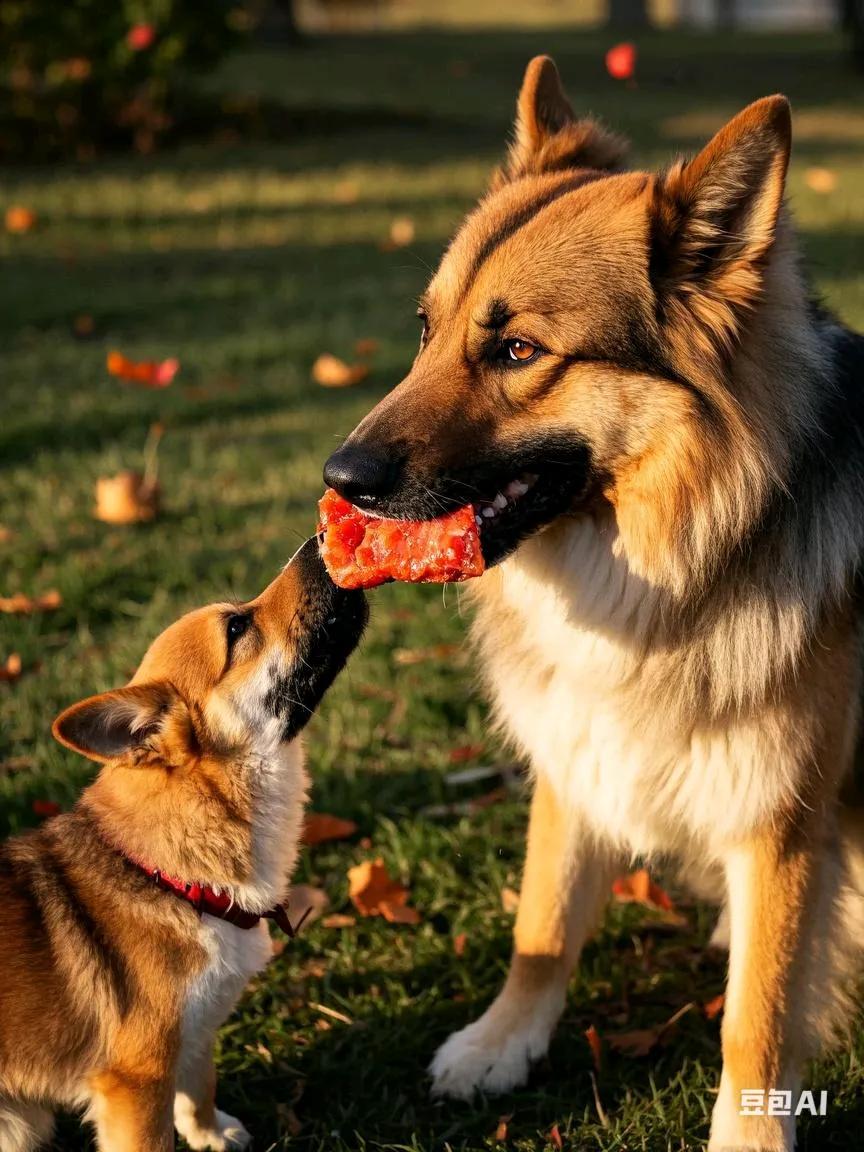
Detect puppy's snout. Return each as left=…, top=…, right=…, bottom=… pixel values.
left=323, top=444, right=401, bottom=509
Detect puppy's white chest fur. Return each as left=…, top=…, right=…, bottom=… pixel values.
left=472, top=520, right=799, bottom=859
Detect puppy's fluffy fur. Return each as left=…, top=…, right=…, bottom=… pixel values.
left=0, top=541, right=365, bottom=1152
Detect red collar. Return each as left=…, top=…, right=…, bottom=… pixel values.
left=127, top=857, right=308, bottom=937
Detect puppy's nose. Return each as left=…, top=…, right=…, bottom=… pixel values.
left=323, top=445, right=400, bottom=508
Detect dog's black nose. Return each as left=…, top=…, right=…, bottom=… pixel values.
left=323, top=445, right=399, bottom=507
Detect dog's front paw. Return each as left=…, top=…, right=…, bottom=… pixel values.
left=429, top=1011, right=551, bottom=1100
left=178, top=1109, right=251, bottom=1151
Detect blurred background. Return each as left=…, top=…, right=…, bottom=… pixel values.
left=2, top=3, right=864, bottom=1150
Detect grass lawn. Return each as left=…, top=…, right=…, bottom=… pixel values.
left=3, top=27, right=864, bottom=1152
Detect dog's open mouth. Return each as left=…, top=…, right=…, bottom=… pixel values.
left=465, top=452, right=590, bottom=567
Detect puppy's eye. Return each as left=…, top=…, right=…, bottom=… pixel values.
left=503, top=339, right=540, bottom=364
left=226, top=614, right=250, bottom=646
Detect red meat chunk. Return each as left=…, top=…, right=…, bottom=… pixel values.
left=318, top=488, right=485, bottom=589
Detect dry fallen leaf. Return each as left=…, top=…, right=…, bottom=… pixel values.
left=392, top=642, right=462, bottom=666
left=549, top=1123, right=564, bottom=1150
left=5, top=205, right=37, bottom=233
left=0, top=526, right=13, bottom=543
left=607, top=1002, right=695, bottom=1059
left=322, top=913, right=356, bottom=929
left=585, top=1024, right=602, bottom=1074
left=703, top=993, right=725, bottom=1020
left=107, top=350, right=179, bottom=388
left=332, top=179, right=359, bottom=204
left=453, top=931, right=467, bottom=957
left=493, top=1115, right=511, bottom=1141
left=612, top=868, right=675, bottom=912
left=501, top=886, right=520, bottom=914
left=302, top=812, right=358, bottom=847
left=95, top=471, right=160, bottom=524
left=0, top=589, right=61, bottom=614
left=0, top=654, right=22, bottom=683
left=311, top=353, right=369, bottom=389
left=805, top=167, right=837, bottom=194
left=288, top=884, right=329, bottom=928
left=348, top=857, right=420, bottom=924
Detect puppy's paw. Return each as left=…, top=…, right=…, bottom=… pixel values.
left=429, top=1012, right=550, bottom=1100
left=177, top=1109, right=251, bottom=1151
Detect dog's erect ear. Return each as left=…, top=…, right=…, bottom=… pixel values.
left=651, top=95, right=791, bottom=355
left=52, top=682, right=179, bottom=763
left=493, top=56, right=627, bottom=188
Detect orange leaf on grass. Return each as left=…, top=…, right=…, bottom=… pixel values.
left=453, top=931, right=467, bottom=957
left=703, top=993, right=725, bottom=1020
left=0, top=589, right=61, bottom=614
left=605, top=42, right=637, bottom=81
left=0, top=654, right=22, bottom=683
left=107, top=351, right=179, bottom=388
left=311, top=353, right=368, bottom=388
left=5, top=206, right=36, bottom=234
left=612, top=868, right=674, bottom=912
left=348, top=858, right=420, bottom=924
left=95, top=472, right=159, bottom=524
left=302, top=813, right=358, bottom=846
left=805, top=167, right=837, bottom=194
left=607, top=1002, right=695, bottom=1059
left=493, top=1115, right=511, bottom=1141
left=381, top=216, right=415, bottom=251
left=549, top=1123, right=564, bottom=1150
left=585, top=1024, right=602, bottom=1074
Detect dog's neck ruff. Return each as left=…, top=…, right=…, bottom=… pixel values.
left=125, top=854, right=307, bottom=936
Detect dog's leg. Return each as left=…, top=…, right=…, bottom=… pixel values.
left=0, top=1098, right=55, bottom=1152
left=430, top=772, right=619, bottom=1098
left=708, top=828, right=836, bottom=1152
left=88, top=1071, right=174, bottom=1152
left=173, top=1030, right=250, bottom=1152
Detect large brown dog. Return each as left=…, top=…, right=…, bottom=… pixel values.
left=323, top=57, right=864, bottom=1151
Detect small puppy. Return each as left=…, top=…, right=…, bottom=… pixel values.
left=0, top=540, right=366, bottom=1152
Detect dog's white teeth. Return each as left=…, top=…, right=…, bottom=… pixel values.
left=481, top=506, right=496, bottom=519
left=504, top=479, right=529, bottom=499
left=493, top=492, right=508, bottom=511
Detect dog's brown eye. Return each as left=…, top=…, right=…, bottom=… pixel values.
left=505, top=339, right=539, bottom=363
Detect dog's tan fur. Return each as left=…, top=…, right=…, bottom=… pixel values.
left=0, top=545, right=364, bottom=1152
left=331, top=57, right=864, bottom=1150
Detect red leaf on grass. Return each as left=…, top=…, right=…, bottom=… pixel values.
left=585, top=1024, right=602, bottom=1074
left=311, top=353, right=368, bottom=388
left=608, top=1002, right=695, bottom=1058
left=549, top=1123, right=564, bottom=1149
left=605, top=42, right=637, bottom=81
left=32, top=799, right=61, bottom=818
left=302, top=813, right=358, bottom=846
left=107, top=351, right=178, bottom=388
left=453, top=931, right=467, bottom=957
left=703, top=993, right=725, bottom=1020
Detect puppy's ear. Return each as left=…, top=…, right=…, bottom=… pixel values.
left=651, top=95, right=791, bottom=356
left=52, top=682, right=179, bottom=763
left=494, top=56, right=626, bottom=188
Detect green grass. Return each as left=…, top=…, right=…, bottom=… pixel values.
left=3, top=27, right=864, bottom=1151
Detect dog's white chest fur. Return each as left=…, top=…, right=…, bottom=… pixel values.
left=472, top=519, right=798, bottom=860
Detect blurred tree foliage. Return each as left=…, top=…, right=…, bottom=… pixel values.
left=0, top=0, right=245, bottom=159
